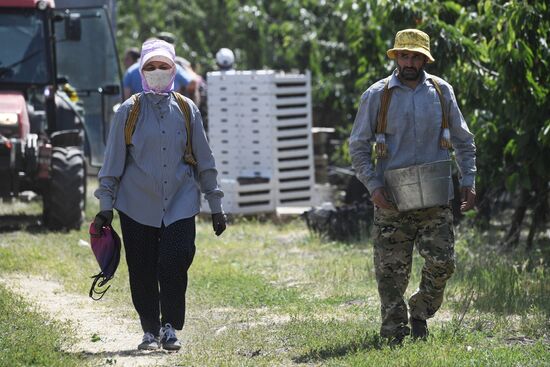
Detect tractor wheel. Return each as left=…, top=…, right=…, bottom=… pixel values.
left=43, top=146, right=86, bottom=230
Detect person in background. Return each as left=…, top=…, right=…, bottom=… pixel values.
left=94, top=38, right=227, bottom=351
left=175, top=56, right=204, bottom=107
left=156, top=31, right=176, bottom=45
left=123, top=47, right=140, bottom=70
left=215, top=48, right=235, bottom=71
left=349, top=29, right=476, bottom=346
left=174, top=56, right=209, bottom=131
left=123, top=34, right=195, bottom=100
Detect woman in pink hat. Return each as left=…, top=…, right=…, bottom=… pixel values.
left=93, top=38, right=227, bottom=352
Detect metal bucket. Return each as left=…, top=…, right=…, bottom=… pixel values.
left=384, top=160, right=451, bottom=211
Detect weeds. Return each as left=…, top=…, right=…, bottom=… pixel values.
left=0, top=285, right=87, bottom=367
left=0, top=181, right=548, bottom=366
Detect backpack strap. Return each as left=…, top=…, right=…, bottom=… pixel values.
left=172, top=91, right=198, bottom=166
left=123, top=92, right=198, bottom=166
left=124, top=93, right=141, bottom=146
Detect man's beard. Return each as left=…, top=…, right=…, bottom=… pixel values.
left=398, top=66, right=423, bottom=81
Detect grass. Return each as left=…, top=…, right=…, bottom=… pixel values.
left=0, top=284, right=87, bottom=367
left=0, top=178, right=548, bottom=366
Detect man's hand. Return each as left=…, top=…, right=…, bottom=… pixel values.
left=93, top=210, right=113, bottom=234
left=460, top=186, right=476, bottom=212
left=212, top=212, right=227, bottom=236
left=371, top=187, right=396, bottom=210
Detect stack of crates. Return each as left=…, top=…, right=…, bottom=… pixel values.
left=205, top=70, right=315, bottom=214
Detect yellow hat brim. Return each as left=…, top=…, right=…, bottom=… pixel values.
left=387, top=48, right=435, bottom=63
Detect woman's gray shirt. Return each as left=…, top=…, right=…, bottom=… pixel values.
left=95, top=92, right=223, bottom=227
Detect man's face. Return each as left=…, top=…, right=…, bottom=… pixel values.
left=396, top=51, right=427, bottom=81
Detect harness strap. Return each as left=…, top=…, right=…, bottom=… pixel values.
left=374, top=76, right=451, bottom=158
left=172, top=91, right=198, bottom=166
left=374, top=78, right=393, bottom=158
left=375, top=78, right=393, bottom=136
left=124, top=93, right=141, bottom=146
left=123, top=92, right=197, bottom=166
left=429, top=78, right=452, bottom=149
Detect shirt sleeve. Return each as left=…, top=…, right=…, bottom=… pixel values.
left=445, top=84, right=477, bottom=188
left=94, top=103, right=130, bottom=211
left=189, top=101, right=224, bottom=213
left=349, top=89, right=384, bottom=194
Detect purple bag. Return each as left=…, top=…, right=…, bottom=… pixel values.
left=89, top=222, right=121, bottom=300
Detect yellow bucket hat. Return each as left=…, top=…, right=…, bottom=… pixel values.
left=387, top=29, right=435, bottom=63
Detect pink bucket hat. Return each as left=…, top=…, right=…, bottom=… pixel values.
left=139, top=39, right=177, bottom=92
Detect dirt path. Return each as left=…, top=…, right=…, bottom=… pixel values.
left=0, top=274, right=180, bottom=367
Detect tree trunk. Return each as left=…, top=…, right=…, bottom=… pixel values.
left=526, top=182, right=549, bottom=249
left=475, top=186, right=504, bottom=230
left=504, top=188, right=530, bottom=247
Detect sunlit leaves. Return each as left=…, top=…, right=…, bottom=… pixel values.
left=114, top=0, right=550, bottom=225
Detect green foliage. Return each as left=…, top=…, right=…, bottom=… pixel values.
left=116, top=2, right=550, bottom=244
left=192, top=261, right=302, bottom=307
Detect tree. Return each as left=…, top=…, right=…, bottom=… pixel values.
left=115, top=0, right=550, bottom=247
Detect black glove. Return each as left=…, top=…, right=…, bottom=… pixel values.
left=211, top=212, right=226, bottom=236
left=93, top=210, right=113, bottom=234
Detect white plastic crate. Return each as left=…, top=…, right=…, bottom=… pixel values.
left=206, top=69, right=315, bottom=214
left=201, top=178, right=276, bottom=214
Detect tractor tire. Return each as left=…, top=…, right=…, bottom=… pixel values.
left=43, top=146, right=86, bottom=230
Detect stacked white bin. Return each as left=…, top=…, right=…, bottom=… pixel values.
left=205, top=70, right=315, bottom=214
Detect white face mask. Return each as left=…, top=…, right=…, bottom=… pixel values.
left=143, top=69, right=173, bottom=92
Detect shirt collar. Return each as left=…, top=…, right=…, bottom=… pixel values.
left=144, top=91, right=171, bottom=104
left=388, top=69, right=429, bottom=89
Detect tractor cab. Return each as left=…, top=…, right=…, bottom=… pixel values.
left=0, top=0, right=121, bottom=229
left=54, top=0, right=122, bottom=167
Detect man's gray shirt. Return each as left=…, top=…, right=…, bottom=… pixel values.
left=349, top=70, right=476, bottom=196
left=95, top=92, right=223, bottom=227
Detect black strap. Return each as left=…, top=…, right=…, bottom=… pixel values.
left=89, top=273, right=111, bottom=301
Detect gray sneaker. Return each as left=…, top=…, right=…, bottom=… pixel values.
left=160, top=323, right=181, bottom=351
left=138, top=332, right=160, bottom=350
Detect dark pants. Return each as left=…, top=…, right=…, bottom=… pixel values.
left=118, top=211, right=196, bottom=336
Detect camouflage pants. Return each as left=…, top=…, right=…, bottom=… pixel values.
left=373, top=205, right=455, bottom=338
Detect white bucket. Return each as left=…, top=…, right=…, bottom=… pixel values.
left=384, top=160, right=451, bottom=211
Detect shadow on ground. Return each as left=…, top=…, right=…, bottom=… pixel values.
left=292, top=331, right=384, bottom=363
left=78, top=349, right=174, bottom=358
left=0, top=214, right=45, bottom=234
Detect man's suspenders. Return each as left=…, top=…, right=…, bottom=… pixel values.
left=374, top=77, right=450, bottom=158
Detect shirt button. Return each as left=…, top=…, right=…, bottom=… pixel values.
left=162, top=147, right=166, bottom=151
left=160, top=116, right=164, bottom=119
left=164, top=197, right=168, bottom=201
left=162, top=130, right=166, bottom=134
left=164, top=181, right=167, bottom=184
left=163, top=164, right=167, bottom=167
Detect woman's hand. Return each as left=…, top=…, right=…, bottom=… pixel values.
left=93, top=210, right=113, bottom=234
left=211, top=213, right=227, bottom=236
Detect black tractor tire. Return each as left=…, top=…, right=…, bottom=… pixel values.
left=43, top=146, right=86, bottom=230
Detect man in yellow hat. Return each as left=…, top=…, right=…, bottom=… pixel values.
left=349, top=29, right=476, bottom=345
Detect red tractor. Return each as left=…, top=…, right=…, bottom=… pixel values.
left=0, top=0, right=121, bottom=229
